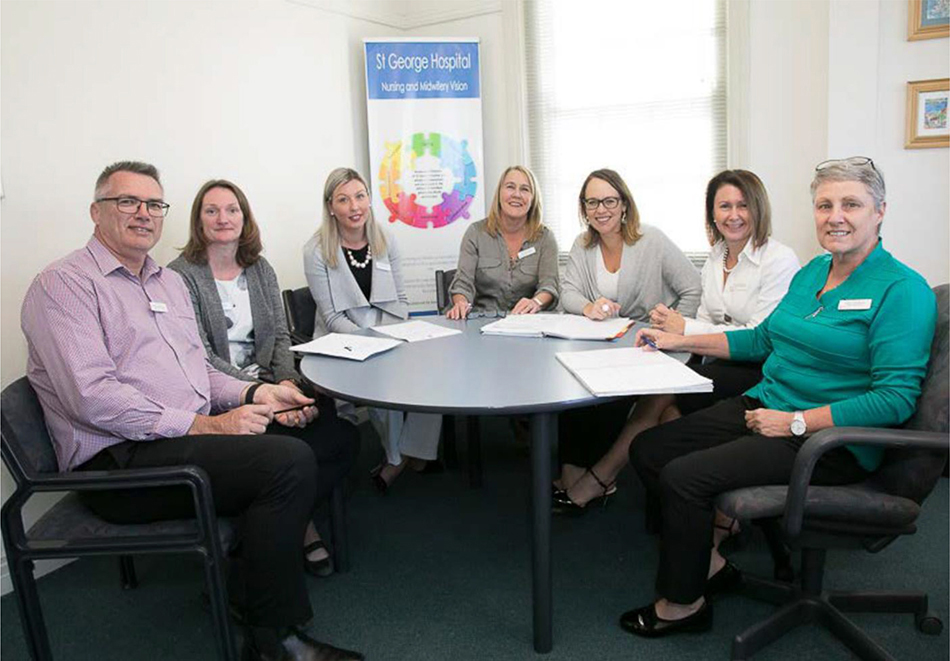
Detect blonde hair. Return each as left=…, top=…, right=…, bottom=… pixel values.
left=577, top=169, right=642, bottom=248
left=316, top=167, right=388, bottom=269
left=485, top=166, right=545, bottom=242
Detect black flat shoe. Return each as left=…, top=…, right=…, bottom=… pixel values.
left=619, top=601, right=712, bottom=638
left=304, top=540, right=334, bottom=578
left=705, top=560, right=741, bottom=598
left=243, top=626, right=364, bottom=661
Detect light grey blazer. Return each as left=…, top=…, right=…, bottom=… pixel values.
left=166, top=255, right=300, bottom=384
left=561, top=224, right=702, bottom=322
left=302, top=229, right=409, bottom=337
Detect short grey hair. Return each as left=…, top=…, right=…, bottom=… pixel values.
left=94, top=161, right=162, bottom=199
left=810, top=158, right=885, bottom=211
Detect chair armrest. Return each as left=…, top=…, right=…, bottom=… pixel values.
left=784, top=427, right=949, bottom=538
left=15, top=465, right=219, bottom=537
left=289, top=331, right=311, bottom=346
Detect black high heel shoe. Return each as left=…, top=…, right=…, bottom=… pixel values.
left=552, top=468, right=616, bottom=515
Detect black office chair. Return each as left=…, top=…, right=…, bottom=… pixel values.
left=717, top=284, right=949, bottom=661
left=282, top=286, right=317, bottom=346
left=433, top=269, right=483, bottom=487
left=0, top=377, right=239, bottom=661
left=435, top=268, right=456, bottom=315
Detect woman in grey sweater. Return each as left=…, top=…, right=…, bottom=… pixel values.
left=554, top=168, right=701, bottom=513
left=169, top=179, right=359, bottom=577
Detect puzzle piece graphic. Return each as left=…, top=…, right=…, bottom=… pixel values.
left=439, top=189, right=474, bottom=224
left=379, top=141, right=403, bottom=203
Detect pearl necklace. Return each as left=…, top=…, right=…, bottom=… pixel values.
left=345, top=244, right=372, bottom=269
left=723, top=246, right=738, bottom=274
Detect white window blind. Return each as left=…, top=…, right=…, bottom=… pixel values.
left=524, top=0, right=727, bottom=254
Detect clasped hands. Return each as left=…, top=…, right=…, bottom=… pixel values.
left=649, top=303, right=685, bottom=334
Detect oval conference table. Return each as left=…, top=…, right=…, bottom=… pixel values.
left=300, top=316, right=689, bottom=653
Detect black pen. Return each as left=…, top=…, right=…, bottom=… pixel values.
left=274, top=404, right=311, bottom=415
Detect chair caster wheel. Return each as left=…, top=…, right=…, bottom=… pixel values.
left=916, top=612, right=943, bottom=635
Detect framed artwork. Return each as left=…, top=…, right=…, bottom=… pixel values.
left=908, top=0, right=949, bottom=40
left=905, top=79, right=949, bottom=149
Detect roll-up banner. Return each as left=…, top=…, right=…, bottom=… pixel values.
left=364, top=38, right=485, bottom=313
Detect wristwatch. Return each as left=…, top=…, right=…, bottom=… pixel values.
left=790, top=411, right=807, bottom=437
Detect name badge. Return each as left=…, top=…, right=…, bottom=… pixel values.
left=376, top=261, right=392, bottom=271
left=838, top=299, right=872, bottom=311
left=517, top=246, right=537, bottom=259
left=149, top=301, right=168, bottom=313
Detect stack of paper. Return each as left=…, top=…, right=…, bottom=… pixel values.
left=480, top=314, right=633, bottom=341
left=291, top=333, right=402, bottom=361
left=371, top=320, right=462, bottom=343
left=556, top=347, right=713, bottom=396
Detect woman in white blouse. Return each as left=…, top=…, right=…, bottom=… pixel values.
left=555, top=169, right=799, bottom=513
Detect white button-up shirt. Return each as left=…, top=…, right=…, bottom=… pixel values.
left=683, top=238, right=800, bottom=335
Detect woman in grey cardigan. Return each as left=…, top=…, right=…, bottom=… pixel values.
left=554, top=168, right=701, bottom=513
left=303, top=167, right=442, bottom=493
left=169, top=179, right=359, bottom=577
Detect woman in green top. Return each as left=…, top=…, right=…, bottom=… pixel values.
left=619, top=157, right=937, bottom=638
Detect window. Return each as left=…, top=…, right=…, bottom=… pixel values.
left=524, top=0, right=726, bottom=254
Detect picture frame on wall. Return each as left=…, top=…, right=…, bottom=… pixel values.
left=905, top=79, right=949, bottom=149
left=908, top=0, right=949, bottom=40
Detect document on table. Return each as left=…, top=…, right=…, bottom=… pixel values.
left=291, top=333, right=402, bottom=361
left=370, top=320, right=462, bottom=343
left=556, top=347, right=713, bottom=396
left=480, top=313, right=633, bottom=341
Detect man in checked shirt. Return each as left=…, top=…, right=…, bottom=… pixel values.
left=21, top=161, right=363, bottom=661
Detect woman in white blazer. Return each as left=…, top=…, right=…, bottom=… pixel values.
left=303, top=167, right=442, bottom=493
left=555, top=169, right=799, bottom=515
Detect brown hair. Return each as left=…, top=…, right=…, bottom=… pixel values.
left=486, top=166, right=545, bottom=242
left=704, top=170, right=772, bottom=249
left=577, top=168, right=642, bottom=247
left=181, top=179, right=262, bottom=267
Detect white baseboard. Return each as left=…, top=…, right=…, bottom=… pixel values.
left=0, top=555, right=76, bottom=597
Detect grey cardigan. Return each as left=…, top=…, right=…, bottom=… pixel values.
left=561, top=224, right=702, bottom=322
left=302, top=229, right=409, bottom=336
left=167, top=255, right=300, bottom=384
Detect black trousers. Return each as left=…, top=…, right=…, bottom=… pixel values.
left=629, top=396, right=868, bottom=604
left=558, top=360, right=763, bottom=468
left=78, top=411, right=359, bottom=628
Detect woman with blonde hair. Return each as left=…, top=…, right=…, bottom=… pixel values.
left=445, top=165, right=559, bottom=318
left=304, top=167, right=442, bottom=492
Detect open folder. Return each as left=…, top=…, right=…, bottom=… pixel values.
left=480, top=313, right=633, bottom=341
left=291, top=333, right=402, bottom=361
left=556, top=347, right=713, bottom=396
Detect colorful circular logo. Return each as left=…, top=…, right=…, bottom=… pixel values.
left=379, top=132, right=477, bottom=228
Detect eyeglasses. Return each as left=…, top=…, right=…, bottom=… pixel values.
left=815, top=156, right=876, bottom=172
left=583, top=196, right=621, bottom=211
left=96, top=196, right=170, bottom=218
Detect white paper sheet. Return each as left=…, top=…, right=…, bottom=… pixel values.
left=480, top=313, right=633, bottom=341
left=370, top=320, right=462, bottom=343
left=291, top=333, right=402, bottom=361
left=556, top=347, right=713, bottom=396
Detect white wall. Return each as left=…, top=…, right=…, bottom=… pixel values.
left=827, top=0, right=949, bottom=286
left=0, top=0, right=403, bottom=595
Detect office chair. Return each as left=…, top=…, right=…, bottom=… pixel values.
left=716, top=284, right=949, bottom=660
left=0, top=377, right=239, bottom=661
left=281, top=286, right=317, bottom=346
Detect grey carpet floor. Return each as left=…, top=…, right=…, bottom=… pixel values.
left=2, top=417, right=948, bottom=660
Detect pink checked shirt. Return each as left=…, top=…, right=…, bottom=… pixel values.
left=21, top=237, right=247, bottom=471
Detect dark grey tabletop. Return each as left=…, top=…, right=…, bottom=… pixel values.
left=299, top=316, right=688, bottom=415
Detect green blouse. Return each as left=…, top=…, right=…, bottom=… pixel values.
left=727, top=241, right=936, bottom=471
